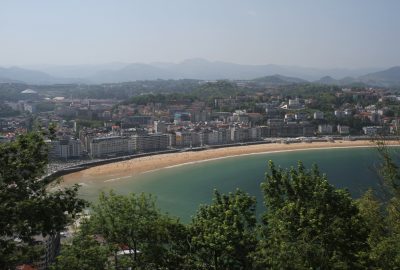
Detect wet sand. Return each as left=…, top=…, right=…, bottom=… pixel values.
left=62, top=140, right=385, bottom=184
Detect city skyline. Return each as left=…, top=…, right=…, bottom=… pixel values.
left=1, top=0, right=400, bottom=68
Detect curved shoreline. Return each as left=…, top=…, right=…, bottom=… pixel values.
left=62, top=140, right=394, bottom=185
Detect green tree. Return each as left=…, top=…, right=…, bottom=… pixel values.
left=357, top=190, right=385, bottom=251
left=0, top=132, right=86, bottom=268
left=256, top=161, right=369, bottom=269
left=361, top=141, right=400, bottom=269
left=51, top=221, right=111, bottom=270
left=376, top=141, right=400, bottom=200
left=358, top=189, right=400, bottom=269
left=189, top=189, right=257, bottom=270
left=90, top=191, right=189, bottom=269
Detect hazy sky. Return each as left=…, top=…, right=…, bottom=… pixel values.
left=1, top=0, right=399, bottom=68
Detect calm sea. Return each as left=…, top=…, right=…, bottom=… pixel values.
left=68, top=147, right=387, bottom=222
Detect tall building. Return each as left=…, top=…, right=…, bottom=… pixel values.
left=314, top=111, right=324, bottom=120
left=154, top=121, right=167, bottom=133
left=262, top=122, right=315, bottom=137
left=47, top=138, right=82, bottom=159
left=90, top=136, right=132, bottom=158
left=32, top=234, right=61, bottom=270
left=249, top=127, right=262, bottom=141
left=131, top=133, right=169, bottom=152
left=174, top=112, right=191, bottom=124
left=318, top=124, right=333, bottom=134
left=230, top=127, right=250, bottom=142
left=337, top=125, right=350, bottom=135
left=16, top=234, right=61, bottom=270
left=191, top=132, right=202, bottom=147
left=175, top=131, right=192, bottom=147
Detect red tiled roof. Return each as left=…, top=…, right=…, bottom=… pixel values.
left=16, top=264, right=37, bottom=270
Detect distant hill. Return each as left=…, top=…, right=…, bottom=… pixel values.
left=314, top=76, right=339, bottom=85
left=359, top=66, right=400, bottom=87
left=313, top=66, right=400, bottom=87
left=1, top=60, right=397, bottom=86
left=253, top=74, right=308, bottom=86
left=89, top=63, right=179, bottom=82
left=0, top=67, right=84, bottom=84
left=0, top=76, right=24, bottom=84
left=17, top=59, right=382, bottom=84
left=28, top=62, right=128, bottom=78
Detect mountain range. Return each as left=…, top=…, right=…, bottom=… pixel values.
left=0, top=59, right=399, bottom=87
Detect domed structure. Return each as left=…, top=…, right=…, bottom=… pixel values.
left=21, top=89, right=37, bottom=94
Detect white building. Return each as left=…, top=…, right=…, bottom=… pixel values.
left=23, top=103, right=36, bottom=113
left=167, top=133, right=176, bottom=147
left=175, top=131, right=192, bottom=147
left=131, top=133, right=169, bottom=152
left=288, top=98, right=300, bottom=107
left=337, top=125, right=350, bottom=135
left=318, top=124, right=333, bottom=134
left=334, top=110, right=344, bottom=118
left=47, top=139, right=82, bottom=159
left=90, top=136, right=132, bottom=158
left=154, top=121, right=167, bottom=133
left=191, top=132, right=202, bottom=147
left=314, top=111, right=324, bottom=120
left=249, top=127, right=262, bottom=141
left=206, top=130, right=220, bottom=145
left=231, top=127, right=250, bottom=142
left=363, top=126, right=383, bottom=136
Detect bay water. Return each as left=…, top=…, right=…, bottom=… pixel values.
left=68, top=147, right=385, bottom=222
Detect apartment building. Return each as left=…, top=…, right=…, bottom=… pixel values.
left=175, top=131, right=192, bottom=147
left=318, top=124, right=334, bottom=134
left=131, top=133, right=169, bottom=152
left=47, top=138, right=82, bottom=159
left=337, top=125, right=350, bottom=135
left=263, top=123, right=315, bottom=137
left=90, top=136, right=132, bottom=158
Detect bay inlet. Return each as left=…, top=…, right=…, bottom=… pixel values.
left=59, top=145, right=392, bottom=222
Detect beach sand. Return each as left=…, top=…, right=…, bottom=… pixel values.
left=62, top=140, right=387, bottom=184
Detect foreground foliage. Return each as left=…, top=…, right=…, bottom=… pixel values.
left=190, top=190, right=257, bottom=269
left=257, top=162, right=368, bottom=269
left=3, top=133, right=400, bottom=269
left=90, top=192, right=189, bottom=269
left=0, top=133, right=86, bottom=269
left=53, top=158, right=400, bottom=269
left=50, top=222, right=111, bottom=270
left=356, top=142, right=400, bottom=269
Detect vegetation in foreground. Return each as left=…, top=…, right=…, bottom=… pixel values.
left=1, top=132, right=400, bottom=269
left=50, top=150, right=400, bottom=269
left=0, top=132, right=86, bottom=269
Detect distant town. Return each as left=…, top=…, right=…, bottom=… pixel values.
left=0, top=80, right=398, bottom=169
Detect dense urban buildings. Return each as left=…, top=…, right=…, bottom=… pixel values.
left=0, top=82, right=398, bottom=162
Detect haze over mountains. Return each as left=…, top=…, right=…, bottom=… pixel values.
left=0, top=58, right=399, bottom=87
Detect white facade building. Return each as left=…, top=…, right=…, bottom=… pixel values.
left=314, top=111, right=324, bottom=120
left=318, top=124, right=333, bottom=134
left=90, top=136, right=132, bottom=158
left=131, top=133, right=169, bottom=152
left=337, top=125, right=350, bottom=135
left=47, top=139, right=82, bottom=159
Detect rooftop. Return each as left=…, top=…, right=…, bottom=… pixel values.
left=21, top=89, right=37, bottom=94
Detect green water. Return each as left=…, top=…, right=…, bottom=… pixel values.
left=72, top=147, right=384, bottom=222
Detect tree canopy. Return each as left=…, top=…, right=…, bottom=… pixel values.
left=257, top=161, right=369, bottom=269
left=0, top=132, right=86, bottom=268
left=89, top=191, right=189, bottom=269
left=189, top=189, right=257, bottom=269
left=3, top=133, right=400, bottom=269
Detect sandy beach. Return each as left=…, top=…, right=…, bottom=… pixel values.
left=62, top=140, right=389, bottom=184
